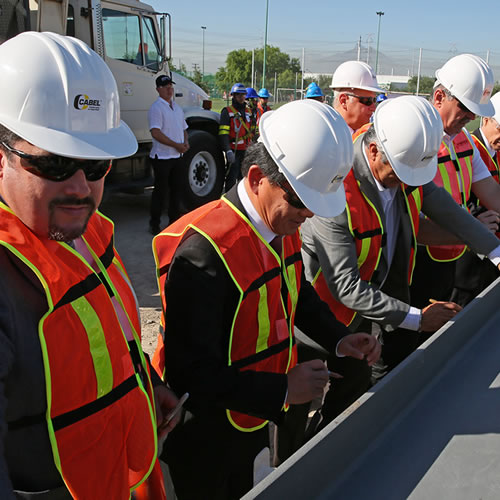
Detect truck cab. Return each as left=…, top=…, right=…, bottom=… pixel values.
left=1, top=0, right=225, bottom=209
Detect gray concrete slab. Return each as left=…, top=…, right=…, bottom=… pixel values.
left=243, top=279, right=500, bottom=500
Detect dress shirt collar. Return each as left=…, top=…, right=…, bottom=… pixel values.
left=237, top=180, right=277, bottom=243
left=479, top=127, right=497, bottom=158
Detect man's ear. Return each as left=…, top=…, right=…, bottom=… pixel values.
left=433, top=88, right=445, bottom=108
left=0, top=149, right=6, bottom=179
left=247, top=164, right=265, bottom=194
left=367, top=142, right=379, bottom=163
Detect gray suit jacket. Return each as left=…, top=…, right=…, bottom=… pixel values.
left=301, top=136, right=499, bottom=332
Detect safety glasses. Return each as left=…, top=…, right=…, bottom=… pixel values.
left=278, top=181, right=307, bottom=210
left=344, top=93, right=377, bottom=106
left=1, top=141, right=112, bottom=182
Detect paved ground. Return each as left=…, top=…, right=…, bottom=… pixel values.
left=99, top=190, right=161, bottom=357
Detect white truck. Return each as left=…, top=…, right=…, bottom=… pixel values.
left=1, top=0, right=225, bottom=209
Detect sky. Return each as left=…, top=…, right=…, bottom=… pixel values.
left=146, top=0, right=500, bottom=79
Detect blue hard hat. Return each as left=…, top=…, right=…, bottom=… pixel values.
left=258, top=88, right=270, bottom=98
left=230, top=83, right=247, bottom=94
left=305, top=85, right=324, bottom=98
left=246, top=87, right=259, bottom=99
left=376, top=93, right=388, bottom=103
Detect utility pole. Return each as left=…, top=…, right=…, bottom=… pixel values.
left=201, top=26, right=206, bottom=80
left=416, top=48, right=422, bottom=96
left=357, top=36, right=361, bottom=61
left=301, top=48, right=305, bottom=99
left=262, top=0, right=269, bottom=89
left=251, top=49, right=255, bottom=88
left=375, top=11, right=384, bottom=74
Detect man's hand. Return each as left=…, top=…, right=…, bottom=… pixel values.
left=154, top=384, right=180, bottom=440
left=226, top=150, right=235, bottom=164
left=286, top=359, right=329, bottom=405
left=476, top=209, right=500, bottom=233
left=175, top=142, right=189, bottom=154
left=420, top=301, right=462, bottom=332
left=337, top=333, right=381, bottom=366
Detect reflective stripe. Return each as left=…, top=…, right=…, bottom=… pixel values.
left=285, top=262, right=298, bottom=316
left=256, top=284, right=271, bottom=353
left=71, top=296, right=113, bottom=398
left=358, top=239, right=371, bottom=267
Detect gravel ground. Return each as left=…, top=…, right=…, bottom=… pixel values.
left=99, top=189, right=162, bottom=357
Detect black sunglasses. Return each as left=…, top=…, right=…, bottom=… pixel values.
left=278, top=181, right=307, bottom=210
left=1, top=141, right=112, bottom=182
left=344, top=93, right=377, bottom=106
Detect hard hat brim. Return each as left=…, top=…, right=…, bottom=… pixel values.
left=460, top=96, right=494, bottom=117
left=0, top=114, right=138, bottom=159
left=283, top=174, right=347, bottom=217
left=390, top=157, right=438, bottom=187
left=330, top=84, right=383, bottom=93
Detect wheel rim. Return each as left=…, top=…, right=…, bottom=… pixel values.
left=188, top=150, right=217, bottom=197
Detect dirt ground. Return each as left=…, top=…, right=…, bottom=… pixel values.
left=99, top=190, right=162, bottom=357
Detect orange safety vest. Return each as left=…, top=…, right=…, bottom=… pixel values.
left=471, top=133, right=500, bottom=183
left=312, top=169, right=422, bottom=326
left=426, top=130, right=474, bottom=262
left=256, top=102, right=271, bottom=125
left=0, top=204, right=160, bottom=499
left=152, top=197, right=300, bottom=432
left=352, top=122, right=371, bottom=142
left=470, top=133, right=500, bottom=240
left=226, top=105, right=252, bottom=150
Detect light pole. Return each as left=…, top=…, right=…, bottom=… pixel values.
left=375, top=11, right=384, bottom=75
left=201, top=26, right=206, bottom=80
left=262, top=0, right=269, bottom=89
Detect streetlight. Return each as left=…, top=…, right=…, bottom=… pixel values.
left=262, top=0, right=269, bottom=89
left=375, top=11, right=384, bottom=75
left=201, top=26, right=206, bottom=80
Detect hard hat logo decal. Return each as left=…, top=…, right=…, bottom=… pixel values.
left=74, top=94, right=101, bottom=111
left=330, top=174, right=344, bottom=184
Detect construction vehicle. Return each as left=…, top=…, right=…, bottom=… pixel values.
left=1, top=0, right=224, bottom=209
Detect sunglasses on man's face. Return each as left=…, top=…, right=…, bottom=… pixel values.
left=278, top=181, right=307, bottom=210
left=1, top=141, right=112, bottom=182
left=344, top=93, right=377, bottom=106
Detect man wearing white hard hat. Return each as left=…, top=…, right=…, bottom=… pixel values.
left=450, top=92, right=500, bottom=306
left=300, top=96, right=500, bottom=434
left=0, top=32, right=179, bottom=499
left=410, top=54, right=500, bottom=312
left=331, top=60, right=383, bottom=134
left=151, top=99, right=380, bottom=499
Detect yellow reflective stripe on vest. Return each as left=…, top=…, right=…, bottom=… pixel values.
left=402, top=187, right=421, bottom=284
left=256, top=284, right=271, bottom=354
left=71, top=296, right=113, bottom=398
left=359, top=187, right=384, bottom=274
left=357, top=239, right=371, bottom=268
left=219, top=125, right=230, bottom=135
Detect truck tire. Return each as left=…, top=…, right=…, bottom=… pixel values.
left=179, top=130, right=225, bottom=211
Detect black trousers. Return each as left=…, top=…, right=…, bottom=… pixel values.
left=224, top=150, right=246, bottom=192
left=162, top=411, right=268, bottom=500
left=450, top=250, right=500, bottom=307
left=149, top=156, right=184, bottom=228
left=410, top=248, right=456, bottom=309
left=274, top=339, right=371, bottom=465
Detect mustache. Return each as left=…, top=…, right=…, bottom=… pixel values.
left=49, top=197, right=96, bottom=210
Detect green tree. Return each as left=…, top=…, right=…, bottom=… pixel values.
left=405, top=75, right=436, bottom=95
left=215, top=46, right=301, bottom=94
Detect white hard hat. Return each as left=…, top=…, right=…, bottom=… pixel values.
left=435, top=53, right=494, bottom=117
left=330, top=61, right=382, bottom=93
left=488, top=92, right=500, bottom=125
left=0, top=31, right=137, bottom=159
left=373, top=96, right=444, bottom=186
left=258, top=100, right=353, bottom=217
